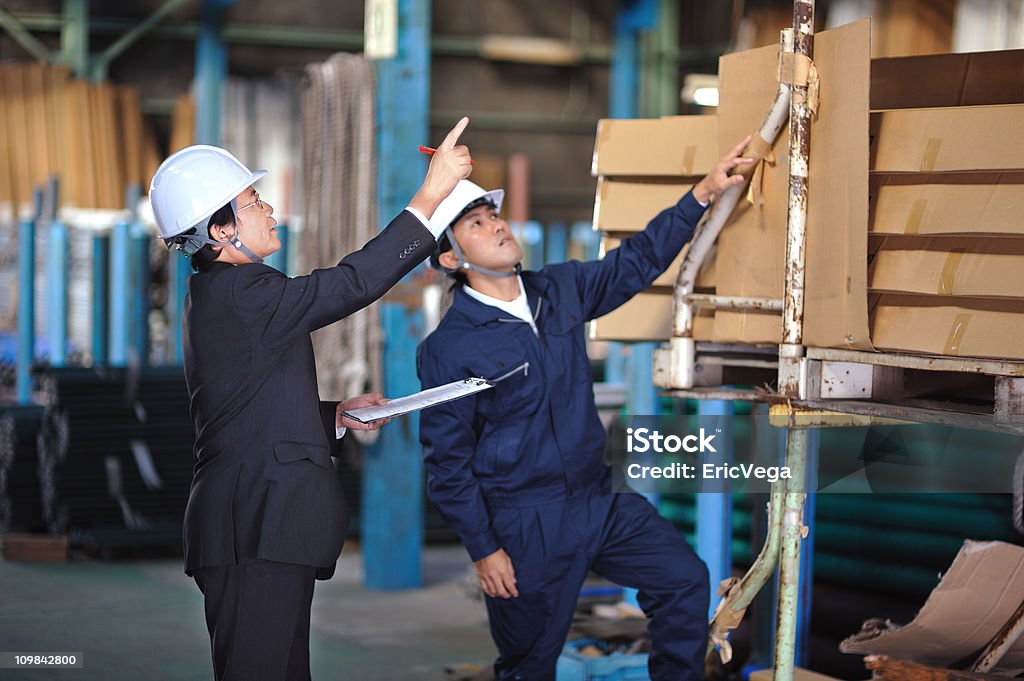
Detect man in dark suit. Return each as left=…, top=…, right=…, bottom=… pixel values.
left=148, top=118, right=473, bottom=681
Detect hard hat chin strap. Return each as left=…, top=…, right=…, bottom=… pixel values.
left=174, top=231, right=264, bottom=264
left=444, top=226, right=519, bottom=279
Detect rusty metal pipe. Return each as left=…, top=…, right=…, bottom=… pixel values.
left=684, top=294, right=783, bottom=312
left=779, top=0, right=816, bottom=397
left=972, top=598, right=1024, bottom=672
left=661, top=28, right=794, bottom=390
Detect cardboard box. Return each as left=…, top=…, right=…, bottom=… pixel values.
left=871, top=48, right=1024, bottom=110
left=601, top=236, right=716, bottom=289
left=590, top=291, right=715, bottom=342
left=715, top=22, right=871, bottom=345
left=870, top=172, right=1024, bottom=236
left=870, top=295, right=1024, bottom=359
left=870, top=104, right=1024, bottom=173
left=840, top=540, right=1024, bottom=674
left=594, top=179, right=697, bottom=233
left=803, top=19, right=875, bottom=351
left=591, top=115, right=718, bottom=177
left=869, top=236, right=1024, bottom=297
left=711, top=310, right=783, bottom=345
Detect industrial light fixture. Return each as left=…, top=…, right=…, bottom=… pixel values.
left=479, top=35, right=582, bottom=66
left=681, top=73, right=720, bottom=108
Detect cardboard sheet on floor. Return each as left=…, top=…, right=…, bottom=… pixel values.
left=840, top=540, right=1024, bottom=675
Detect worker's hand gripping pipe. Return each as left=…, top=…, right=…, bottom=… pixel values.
left=655, top=28, right=795, bottom=391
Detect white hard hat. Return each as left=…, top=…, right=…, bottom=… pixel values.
left=149, top=144, right=267, bottom=240
left=428, top=180, right=504, bottom=235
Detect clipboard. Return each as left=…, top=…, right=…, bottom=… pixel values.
left=342, top=362, right=529, bottom=424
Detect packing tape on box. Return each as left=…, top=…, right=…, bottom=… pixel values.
left=682, top=145, right=697, bottom=175
left=920, top=138, right=942, bottom=172
left=778, top=52, right=811, bottom=87
left=938, top=248, right=966, bottom=296
left=943, top=313, right=972, bottom=355
left=778, top=52, right=820, bottom=115
left=744, top=134, right=777, bottom=208
left=905, top=199, right=926, bottom=235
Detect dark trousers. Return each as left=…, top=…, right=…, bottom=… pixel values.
left=193, top=561, right=317, bottom=681
left=485, top=490, right=710, bottom=681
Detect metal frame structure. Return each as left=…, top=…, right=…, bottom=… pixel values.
left=645, top=1, right=1024, bottom=680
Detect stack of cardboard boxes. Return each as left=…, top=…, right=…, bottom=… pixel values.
left=590, top=116, right=719, bottom=341
left=592, top=18, right=1024, bottom=363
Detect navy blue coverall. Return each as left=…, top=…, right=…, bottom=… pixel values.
left=417, top=191, right=711, bottom=681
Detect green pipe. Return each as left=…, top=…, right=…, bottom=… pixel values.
left=430, top=109, right=598, bottom=135
left=12, top=11, right=725, bottom=66
left=813, top=552, right=943, bottom=598
left=59, top=0, right=88, bottom=77
left=0, top=5, right=52, bottom=61
left=774, top=428, right=809, bottom=681
left=816, top=495, right=1014, bottom=537
left=91, top=0, right=188, bottom=80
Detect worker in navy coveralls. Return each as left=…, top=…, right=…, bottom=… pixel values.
left=417, top=136, right=753, bottom=681
left=149, top=118, right=474, bottom=681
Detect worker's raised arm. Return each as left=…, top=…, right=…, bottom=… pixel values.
left=408, top=117, right=475, bottom=228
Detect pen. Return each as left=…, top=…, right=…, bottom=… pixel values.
left=419, top=146, right=475, bottom=164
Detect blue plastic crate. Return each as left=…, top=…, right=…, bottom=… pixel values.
left=556, top=638, right=650, bottom=681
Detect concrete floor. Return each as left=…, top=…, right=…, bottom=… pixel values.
left=0, top=543, right=496, bottom=681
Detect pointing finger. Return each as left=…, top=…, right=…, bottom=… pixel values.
left=439, top=116, right=470, bottom=150
left=730, top=133, right=754, bottom=158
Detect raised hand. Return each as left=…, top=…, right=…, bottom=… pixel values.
left=693, top=133, right=755, bottom=203
left=410, top=116, right=474, bottom=218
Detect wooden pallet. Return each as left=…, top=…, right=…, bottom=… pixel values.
left=2, top=533, right=69, bottom=562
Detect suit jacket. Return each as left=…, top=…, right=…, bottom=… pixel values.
left=181, top=210, right=432, bottom=578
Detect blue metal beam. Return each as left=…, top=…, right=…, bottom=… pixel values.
left=131, top=224, right=151, bottom=365
left=167, top=0, right=234, bottom=364
left=91, top=234, right=108, bottom=365
left=109, top=222, right=130, bottom=366
left=364, top=0, right=430, bottom=590
left=46, top=220, right=69, bottom=367
left=697, top=400, right=734, bottom=619
left=16, top=191, right=42, bottom=404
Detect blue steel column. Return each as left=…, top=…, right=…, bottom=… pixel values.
left=364, top=0, right=430, bottom=590
left=131, top=218, right=150, bottom=365
left=697, top=400, right=734, bottom=618
left=109, top=221, right=131, bottom=366
left=91, top=234, right=109, bottom=365
left=167, top=0, right=233, bottom=364
left=45, top=179, right=68, bottom=367
left=17, top=191, right=42, bottom=404
left=612, top=0, right=658, bottom=610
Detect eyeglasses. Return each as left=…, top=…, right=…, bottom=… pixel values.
left=236, top=192, right=264, bottom=214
